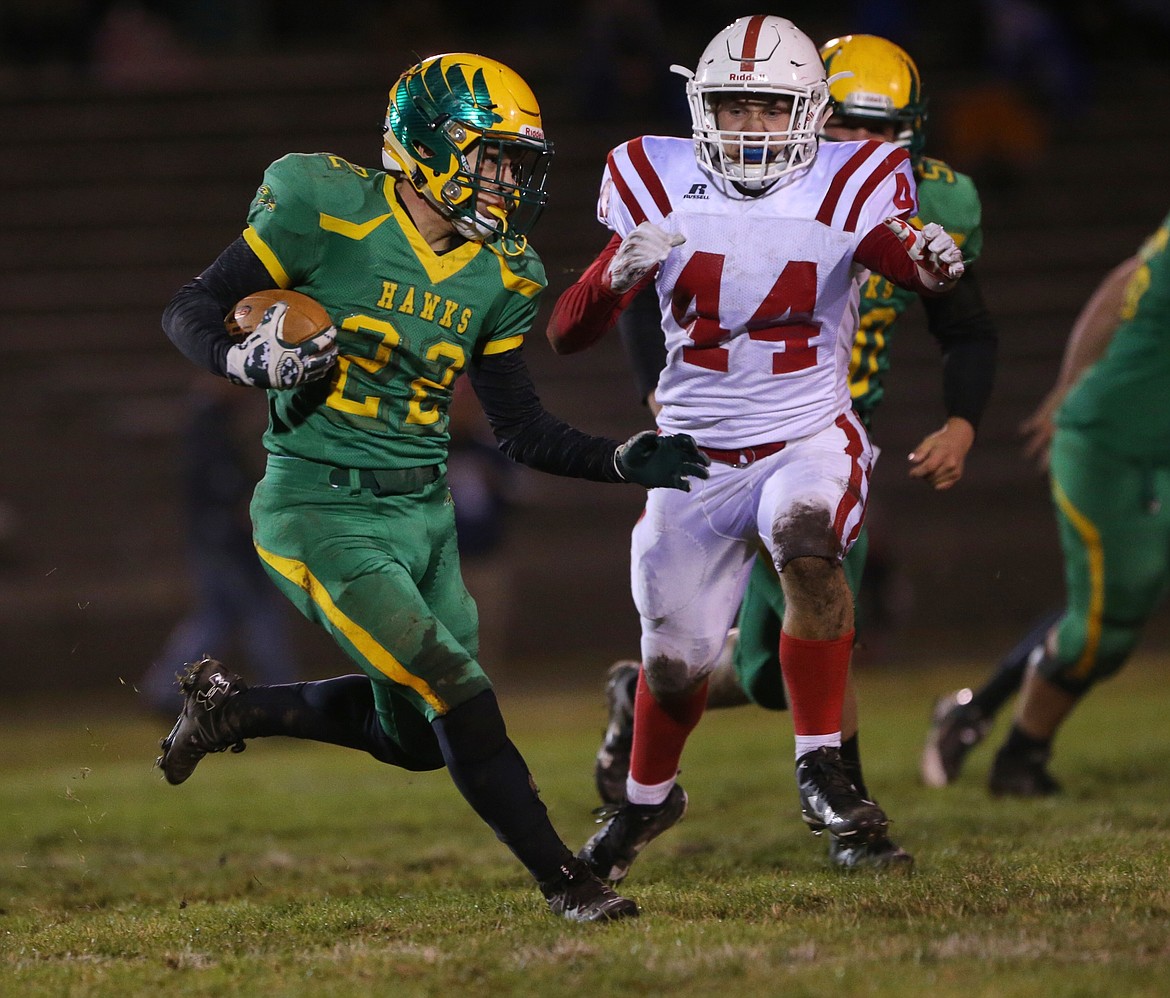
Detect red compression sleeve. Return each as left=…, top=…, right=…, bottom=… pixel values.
left=545, top=233, right=648, bottom=354
left=854, top=220, right=955, bottom=297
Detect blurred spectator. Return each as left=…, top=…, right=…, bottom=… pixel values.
left=90, top=1, right=204, bottom=89
left=574, top=0, right=685, bottom=123
left=138, top=375, right=299, bottom=713
left=977, top=0, right=1092, bottom=110
left=935, top=0, right=1092, bottom=190
left=850, top=0, right=915, bottom=43
left=939, top=81, right=1048, bottom=192
left=0, top=0, right=111, bottom=74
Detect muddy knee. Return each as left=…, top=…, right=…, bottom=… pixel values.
left=643, top=654, right=704, bottom=700
left=771, top=502, right=840, bottom=569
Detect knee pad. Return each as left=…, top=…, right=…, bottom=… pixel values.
left=432, top=689, right=508, bottom=764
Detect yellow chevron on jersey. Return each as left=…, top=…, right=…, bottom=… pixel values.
left=848, top=154, right=983, bottom=417
left=318, top=211, right=393, bottom=240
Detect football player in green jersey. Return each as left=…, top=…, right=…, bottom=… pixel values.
left=154, top=52, right=709, bottom=923
left=923, top=209, right=1170, bottom=796
left=591, top=34, right=998, bottom=870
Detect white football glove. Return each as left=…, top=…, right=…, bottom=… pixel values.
left=605, top=221, right=686, bottom=293
left=224, top=301, right=339, bottom=389
left=883, top=217, right=966, bottom=290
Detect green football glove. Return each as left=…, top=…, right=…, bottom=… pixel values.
left=614, top=431, right=711, bottom=491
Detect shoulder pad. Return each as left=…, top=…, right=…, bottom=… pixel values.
left=261, top=152, right=382, bottom=221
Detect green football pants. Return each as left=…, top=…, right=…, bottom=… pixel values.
left=1042, top=428, right=1170, bottom=693
left=250, top=455, right=491, bottom=737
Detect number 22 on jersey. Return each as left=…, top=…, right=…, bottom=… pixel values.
left=327, top=313, right=465, bottom=427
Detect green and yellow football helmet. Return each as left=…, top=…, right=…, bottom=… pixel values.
left=819, top=34, right=927, bottom=157
left=382, top=53, right=553, bottom=245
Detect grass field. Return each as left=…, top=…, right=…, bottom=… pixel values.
left=4, top=654, right=1170, bottom=997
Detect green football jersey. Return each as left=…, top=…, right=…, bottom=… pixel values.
left=849, top=155, right=984, bottom=422
left=1057, top=209, right=1170, bottom=461
left=243, top=153, right=546, bottom=470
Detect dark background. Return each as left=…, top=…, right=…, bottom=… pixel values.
left=2, top=1, right=1168, bottom=701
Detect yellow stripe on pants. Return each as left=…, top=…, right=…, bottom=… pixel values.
left=255, top=542, right=449, bottom=713
left=1052, top=479, right=1104, bottom=681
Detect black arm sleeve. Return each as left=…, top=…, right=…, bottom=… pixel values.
left=617, top=284, right=667, bottom=405
left=162, top=236, right=279, bottom=377
left=920, top=264, right=998, bottom=431
left=466, top=349, right=624, bottom=482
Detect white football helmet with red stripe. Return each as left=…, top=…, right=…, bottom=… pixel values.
left=673, top=15, right=831, bottom=193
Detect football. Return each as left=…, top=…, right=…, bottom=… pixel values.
left=225, top=289, right=332, bottom=344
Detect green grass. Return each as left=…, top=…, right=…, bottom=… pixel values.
left=4, top=655, right=1170, bottom=996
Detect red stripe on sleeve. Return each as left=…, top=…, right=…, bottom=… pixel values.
left=843, top=147, right=910, bottom=232
left=815, top=140, right=882, bottom=227
left=546, top=233, right=648, bottom=354
left=626, top=138, right=673, bottom=220
left=607, top=149, right=647, bottom=226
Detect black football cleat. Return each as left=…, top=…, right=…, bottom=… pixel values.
left=540, top=856, right=639, bottom=922
left=828, top=833, right=914, bottom=874
left=578, top=783, right=688, bottom=884
left=796, top=746, right=889, bottom=843
left=595, top=660, right=639, bottom=805
left=921, top=688, right=991, bottom=788
left=156, top=658, right=249, bottom=785
left=988, top=744, right=1062, bottom=797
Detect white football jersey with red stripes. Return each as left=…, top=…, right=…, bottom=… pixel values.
left=599, top=135, right=917, bottom=445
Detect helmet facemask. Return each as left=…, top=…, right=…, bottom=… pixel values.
left=687, top=86, right=830, bottom=192
left=445, top=131, right=551, bottom=244
left=382, top=54, right=553, bottom=247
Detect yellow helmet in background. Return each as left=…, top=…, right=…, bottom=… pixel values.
left=819, top=34, right=927, bottom=157
left=382, top=53, right=553, bottom=245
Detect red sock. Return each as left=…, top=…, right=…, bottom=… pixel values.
left=629, top=669, right=708, bottom=786
left=779, top=631, right=854, bottom=735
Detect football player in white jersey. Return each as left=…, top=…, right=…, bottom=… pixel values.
left=547, top=15, right=965, bottom=883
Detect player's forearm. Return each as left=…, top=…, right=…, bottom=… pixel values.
left=940, top=337, right=996, bottom=431
left=921, top=268, right=998, bottom=431
left=854, top=219, right=961, bottom=296
left=545, top=234, right=631, bottom=354
left=467, top=350, right=623, bottom=482
left=163, top=237, right=277, bottom=377
left=1053, top=255, right=1138, bottom=393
